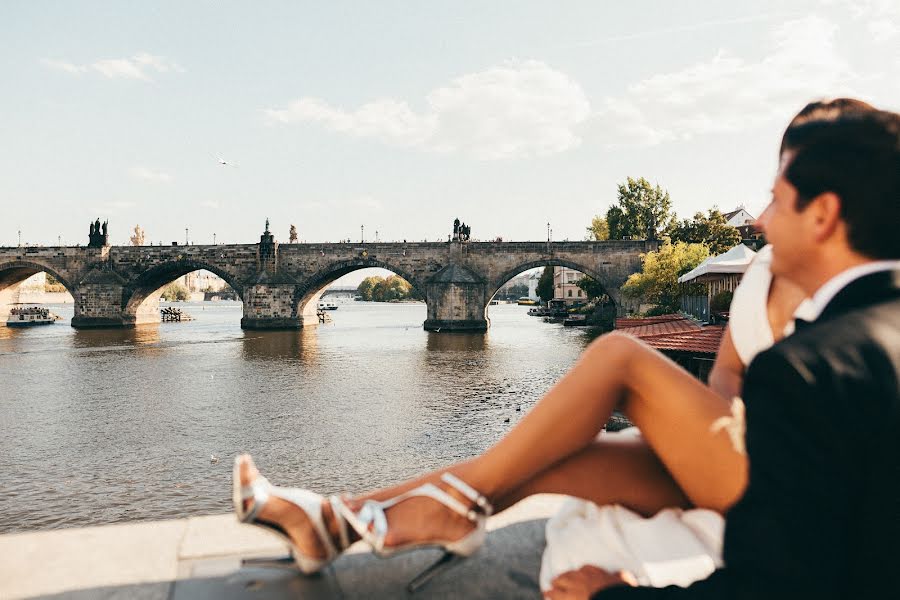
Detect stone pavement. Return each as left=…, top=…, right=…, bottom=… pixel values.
left=2, top=495, right=566, bottom=599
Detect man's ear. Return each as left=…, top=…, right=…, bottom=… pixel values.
left=809, top=191, right=843, bottom=243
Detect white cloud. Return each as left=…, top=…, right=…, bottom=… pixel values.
left=41, top=53, right=183, bottom=81
left=129, top=166, right=172, bottom=182
left=868, top=20, right=899, bottom=43
left=825, top=0, right=900, bottom=42
left=591, top=16, right=857, bottom=146
left=265, top=60, right=591, bottom=160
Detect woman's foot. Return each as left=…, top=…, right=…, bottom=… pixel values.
left=237, top=455, right=350, bottom=559
left=342, top=472, right=492, bottom=551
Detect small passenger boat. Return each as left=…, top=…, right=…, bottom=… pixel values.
left=317, top=301, right=339, bottom=311
left=6, top=305, right=60, bottom=326
left=517, top=297, right=538, bottom=306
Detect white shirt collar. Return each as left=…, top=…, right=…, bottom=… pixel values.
left=794, top=260, right=900, bottom=323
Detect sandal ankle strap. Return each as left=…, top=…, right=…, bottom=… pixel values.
left=441, top=473, right=493, bottom=517
left=329, top=495, right=352, bottom=550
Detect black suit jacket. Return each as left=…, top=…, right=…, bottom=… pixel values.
left=598, top=269, right=900, bottom=600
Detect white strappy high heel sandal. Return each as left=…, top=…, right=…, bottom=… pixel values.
left=335, top=472, right=494, bottom=592
left=232, top=455, right=352, bottom=574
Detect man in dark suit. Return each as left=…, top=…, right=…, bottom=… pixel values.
left=547, top=105, right=900, bottom=599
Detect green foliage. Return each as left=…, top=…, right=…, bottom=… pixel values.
left=161, top=282, right=189, bottom=301
left=44, top=273, right=67, bottom=293
left=500, top=283, right=528, bottom=300
left=643, top=304, right=677, bottom=317
left=671, top=208, right=742, bottom=255
left=585, top=215, right=610, bottom=241
left=605, top=177, right=676, bottom=240
left=622, top=241, right=710, bottom=313
left=356, top=276, right=381, bottom=301
left=536, top=266, right=555, bottom=302
left=711, top=290, right=734, bottom=312
left=575, top=276, right=606, bottom=300
left=357, top=275, right=416, bottom=302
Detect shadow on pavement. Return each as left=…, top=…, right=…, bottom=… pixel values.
left=35, top=520, right=547, bottom=599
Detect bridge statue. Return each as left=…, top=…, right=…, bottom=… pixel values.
left=87, top=218, right=108, bottom=248
left=1, top=229, right=656, bottom=331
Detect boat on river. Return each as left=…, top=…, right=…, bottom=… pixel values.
left=517, top=297, right=538, bottom=306
left=317, top=301, right=339, bottom=311
left=6, top=305, right=60, bottom=326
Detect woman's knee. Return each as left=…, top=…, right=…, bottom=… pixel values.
left=583, top=331, right=645, bottom=369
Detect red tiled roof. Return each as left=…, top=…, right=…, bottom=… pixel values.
left=615, top=313, right=724, bottom=356
left=619, top=318, right=700, bottom=338
left=643, top=326, right=726, bottom=355
left=615, top=314, right=685, bottom=328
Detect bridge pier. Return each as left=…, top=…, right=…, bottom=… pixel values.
left=423, top=265, right=489, bottom=332
left=240, top=284, right=302, bottom=330
left=71, top=283, right=129, bottom=328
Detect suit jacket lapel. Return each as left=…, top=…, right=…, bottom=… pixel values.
left=817, top=268, right=900, bottom=324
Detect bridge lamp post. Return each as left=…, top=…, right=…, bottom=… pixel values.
left=213, top=233, right=216, bottom=245
left=361, top=225, right=364, bottom=243
left=547, top=222, right=550, bottom=242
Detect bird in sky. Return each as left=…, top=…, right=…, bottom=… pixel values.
left=214, top=154, right=238, bottom=168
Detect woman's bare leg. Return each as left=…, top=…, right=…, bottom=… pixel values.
left=361, top=332, right=746, bottom=513
left=492, top=436, right=690, bottom=516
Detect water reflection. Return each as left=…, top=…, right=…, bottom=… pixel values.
left=72, top=325, right=161, bottom=349
left=240, top=328, right=319, bottom=363
left=425, top=331, right=488, bottom=352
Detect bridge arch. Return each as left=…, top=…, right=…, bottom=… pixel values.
left=291, top=258, right=425, bottom=320
left=0, top=260, right=78, bottom=321
left=487, top=258, right=615, bottom=303
left=122, top=259, right=244, bottom=325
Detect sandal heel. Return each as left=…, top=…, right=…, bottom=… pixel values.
left=406, top=552, right=464, bottom=593
left=241, top=556, right=298, bottom=571
left=232, top=455, right=352, bottom=575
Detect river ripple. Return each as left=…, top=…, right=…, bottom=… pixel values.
left=0, top=301, right=600, bottom=533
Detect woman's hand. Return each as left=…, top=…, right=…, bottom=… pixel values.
left=545, top=565, right=638, bottom=599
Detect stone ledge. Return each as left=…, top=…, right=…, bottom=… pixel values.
left=0, top=494, right=566, bottom=599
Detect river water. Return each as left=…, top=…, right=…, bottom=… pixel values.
left=0, top=301, right=602, bottom=534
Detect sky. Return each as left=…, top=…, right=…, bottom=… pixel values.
left=2, top=0, right=899, bottom=250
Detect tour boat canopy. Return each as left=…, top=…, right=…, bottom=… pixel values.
left=678, top=244, right=757, bottom=283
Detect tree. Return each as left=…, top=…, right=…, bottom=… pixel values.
left=585, top=215, right=609, bottom=241
left=606, top=177, right=676, bottom=240
left=289, top=225, right=298, bottom=243
left=356, top=276, right=381, bottom=301
left=536, top=266, right=555, bottom=302
left=357, top=275, right=416, bottom=302
left=575, top=276, right=606, bottom=300
left=671, top=208, right=742, bottom=255
left=622, top=241, right=709, bottom=313
left=372, top=275, right=413, bottom=301
left=161, top=282, right=189, bottom=301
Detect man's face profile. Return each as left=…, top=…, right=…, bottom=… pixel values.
left=758, top=151, right=809, bottom=281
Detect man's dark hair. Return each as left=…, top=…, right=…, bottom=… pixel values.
left=781, top=101, right=900, bottom=260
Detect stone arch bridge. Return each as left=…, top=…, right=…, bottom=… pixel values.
left=0, top=239, right=657, bottom=331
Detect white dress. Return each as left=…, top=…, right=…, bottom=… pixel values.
left=539, top=246, right=778, bottom=591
